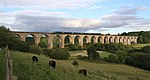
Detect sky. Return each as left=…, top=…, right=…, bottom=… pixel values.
left=0, top=0, right=150, bottom=34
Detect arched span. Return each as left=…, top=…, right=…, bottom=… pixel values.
left=127, top=37, right=130, bottom=44
left=91, top=36, right=96, bottom=44
left=119, top=37, right=122, bottom=43
left=104, top=36, right=108, bottom=44
left=114, top=37, right=118, bottom=43
left=83, top=36, right=89, bottom=44
left=123, top=37, right=127, bottom=43
left=25, top=34, right=36, bottom=45
left=74, top=36, right=80, bottom=45
left=38, top=34, right=48, bottom=48
left=53, top=35, right=62, bottom=48
left=109, top=36, right=113, bottom=43
left=64, top=35, right=71, bottom=45
left=14, top=34, right=21, bottom=40
left=98, top=36, right=103, bottom=43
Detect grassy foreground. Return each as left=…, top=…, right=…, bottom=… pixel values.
left=12, top=51, right=150, bottom=80
left=0, top=52, right=6, bottom=80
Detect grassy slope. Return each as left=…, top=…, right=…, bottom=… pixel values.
left=12, top=51, right=150, bottom=80
left=133, top=43, right=150, bottom=49
left=0, top=52, right=6, bottom=80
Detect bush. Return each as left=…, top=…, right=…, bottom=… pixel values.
left=29, top=45, right=42, bottom=55
left=116, top=50, right=127, bottom=63
left=65, top=44, right=82, bottom=51
left=141, top=46, right=150, bottom=54
left=94, top=43, right=105, bottom=51
left=18, top=42, right=30, bottom=52
left=0, top=26, right=31, bottom=52
left=87, top=46, right=100, bottom=59
left=107, top=54, right=116, bottom=63
left=125, top=53, right=150, bottom=71
left=38, top=41, right=48, bottom=48
left=105, top=43, right=119, bottom=53
left=83, top=43, right=93, bottom=49
left=47, top=48, right=70, bottom=60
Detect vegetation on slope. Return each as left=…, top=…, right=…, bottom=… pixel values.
left=12, top=51, right=150, bottom=80
left=0, top=51, right=6, bottom=80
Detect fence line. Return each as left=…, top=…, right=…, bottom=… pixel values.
left=5, top=46, right=17, bottom=80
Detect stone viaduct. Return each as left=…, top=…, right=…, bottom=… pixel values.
left=12, top=31, right=138, bottom=49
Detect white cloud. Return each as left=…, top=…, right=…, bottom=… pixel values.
left=0, top=0, right=107, bottom=9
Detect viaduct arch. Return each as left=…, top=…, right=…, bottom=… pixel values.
left=13, top=31, right=138, bottom=49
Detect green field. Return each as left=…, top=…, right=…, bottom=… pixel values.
left=69, top=50, right=112, bottom=59
left=133, top=44, right=150, bottom=49
left=12, top=51, right=150, bottom=80
left=0, top=51, right=6, bottom=80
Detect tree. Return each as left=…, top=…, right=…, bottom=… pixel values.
left=107, top=54, right=116, bottom=63
left=105, top=43, right=119, bottom=53
left=0, top=26, right=30, bottom=52
left=140, top=46, right=150, bottom=54
left=87, top=46, right=100, bottom=59
left=116, top=50, right=127, bottom=63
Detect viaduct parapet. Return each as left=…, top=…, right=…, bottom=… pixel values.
left=12, top=31, right=138, bottom=49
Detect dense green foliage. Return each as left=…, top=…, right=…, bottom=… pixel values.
left=140, top=46, right=150, bottom=54
left=44, top=48, right=70, bottom=60
left=65, top=44, right=82, bottom=51
left=116, top=50, right=128, bottom=63
left=29, top=45, right=43, bottom=55
left=0, top=50, right=6, bottom=80
left=93, top=43, right=129, bottom=54
left=107, top=54, right=116, bottom=63
left=124, top=45, right=150, bottom=71
left=125, top=53, right=150, bottom=70
left=87, top=46, right=100, bottom=59
left=0, top=26, right=30, bottom=52
left=38, top=37, right=48, bottom=48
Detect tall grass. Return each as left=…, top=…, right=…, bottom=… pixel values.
left=12, top=51, right=150, bottom=80
left=0, top=51, right=6, bottom=80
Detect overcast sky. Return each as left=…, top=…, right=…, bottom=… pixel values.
left=0, top=0, right=150, bottom=34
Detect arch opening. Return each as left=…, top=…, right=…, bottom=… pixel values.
left=74, top=36, right=80, bottom=45
left=64, top=35, right=71, bottom=46
left=25, top=34, right=36, bottom=45
left=109, top=37, right=113, bottom=43
left=98, top=36, right=102, bottom=43
left=91, top=36, right=96, bottom=44
left=104, top=36, right=108, bottom=44
left=83, top=36, right=88, bottom=44
left=53, top=35, right=62, bottom=49
left=114, top=37, right=118, bottom=43
left=38, top=35, right=48, bottom=48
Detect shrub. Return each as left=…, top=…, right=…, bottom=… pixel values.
left=18, top=42, right=30, bottom=52
left=47, top=48, right=70, bottom=60
left=125, top=53, right=150, bottom=71
left=83, top=43, right=93, bottom=49
left=105, top=43, right=119, bottom=53
left=29, top=45, right=42, bottom=55
left=116, top=50, right=127, bottom=63
left=38, top=41, right=48, bottom=48
left=65, top=44, right=82, bottom=51
left=94, top=43, right=105, bottom=51
left=107, top=54, right=116, bottom=63
left=141, top=46, right=150, bottom=54
left=87, top=46, right=100, bottom=59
